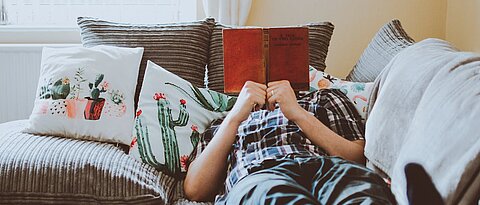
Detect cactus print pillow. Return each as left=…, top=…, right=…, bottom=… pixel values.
left=308, top=66, right=374, bottom=120
left=25, top=45, right=144, bottom=145
left=129, top=61, right=236, bottom=176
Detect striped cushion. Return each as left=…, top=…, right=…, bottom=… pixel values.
left=206, top=22, right=334, bottom=93
left=77, top=17, right=214, bottom=108
left=346, top=19, right=415, bottom=82
left=0, top=120, right=177, bottom=204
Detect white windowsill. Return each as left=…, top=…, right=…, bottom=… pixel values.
left=0, top=25, right=78, bottom=30
left=0, top=44, right=80, bottom=49
left=0, top=25, right=81, bottom=44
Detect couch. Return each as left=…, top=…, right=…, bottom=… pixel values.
left=0, top=18, right=479, bottom=205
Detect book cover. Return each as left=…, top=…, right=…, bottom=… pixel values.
left=223, top=27, right=309, bottom=94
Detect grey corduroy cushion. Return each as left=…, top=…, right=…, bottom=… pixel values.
left=346, top=19, right=415, bottom=82
left=206, top=22, right=335, bottom=93
left=0, top=120, right=176, bottom=204
left=0, top=120, right=216, bottom=204
left=77, top=17, right=214, bottom=108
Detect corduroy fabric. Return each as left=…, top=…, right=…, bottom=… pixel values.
left=0, top=120, right=177, bottom=204
left=77, top=17, right=214, bottom=108
left=346, top=19, right=415, bottom=82
left=206, top=22, right=334, bottom=93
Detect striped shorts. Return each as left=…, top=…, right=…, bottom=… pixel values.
left=215, top=156, right=395, bottom=205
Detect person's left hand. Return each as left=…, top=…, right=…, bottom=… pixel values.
left=266, top=80, right=306, bottom=122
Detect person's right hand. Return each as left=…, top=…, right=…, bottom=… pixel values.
left=226, top=81, right=267, bottom=124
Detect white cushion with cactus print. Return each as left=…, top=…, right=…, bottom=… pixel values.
left=25, top=45, right=144, bottom=145
left=129, top=61, right=236, bottom=175
left=309, top=66, right=374, bottom=120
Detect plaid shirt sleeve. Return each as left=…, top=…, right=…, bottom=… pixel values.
left=298, top=89, right=365, bottom=141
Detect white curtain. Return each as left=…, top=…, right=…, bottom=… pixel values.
left=0, top=0, right=9, bottom=25
left=202, top=0, right=252, bottom=26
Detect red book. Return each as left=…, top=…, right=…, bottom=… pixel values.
left=223, top=27, right=309, bottom=94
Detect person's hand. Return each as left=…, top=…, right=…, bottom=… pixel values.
left=226, top=81, right=267, bottom=124
left=266, top=80, right=306, bottom=122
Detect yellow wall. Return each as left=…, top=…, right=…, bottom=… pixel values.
left=245, top=0, right=447, bottom=78
left=446, top=0, right=480, bottom=53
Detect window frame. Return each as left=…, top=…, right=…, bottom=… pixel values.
left=0, top=1, right=205, bottom=44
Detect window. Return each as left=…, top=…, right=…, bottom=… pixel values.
left=3, top=0, right=197, bottom=27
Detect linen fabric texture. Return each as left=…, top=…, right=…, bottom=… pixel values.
left=25, top=45, right=143, bottom=145
left=365, top=38, right=480, bottom=205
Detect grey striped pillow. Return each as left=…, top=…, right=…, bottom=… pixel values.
left=346, top=19, right=415, bottom=82
left=77, top=17, right=214, bottom=107
left=0, top=120, right=176, bottom=204
left=206, top=22, right=334, bottom=93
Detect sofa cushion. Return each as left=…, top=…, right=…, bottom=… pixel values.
left=207, top=22, right=334, bottom=92
left=0, top=120, right=176, bottom=204
left=308, top=66, right=374, bottom=121
left=25, top=45, right=143, bottom=145
left=77, top=17, right=215, bottom=108
left=129, top=61, right=235, bottom=176
left=346, top=19, right=414, bottom=82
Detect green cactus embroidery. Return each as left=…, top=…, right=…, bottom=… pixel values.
left=88, top=74, right=107, bottom=100
left=108, top=89, right=125, bottom=105
left=154, top=92, right=189, bottom=174
left=190, top=124, right=200, bottom=148
left=134, top=114, right=163, bottom=168
left=51, top=78, right=71, bottom=99
left=165, top=82, right=236, bottom=112
left=39, top=77, right=71, bottom=100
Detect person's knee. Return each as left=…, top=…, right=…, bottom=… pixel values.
left=310, top=157, right=395, bottom=204
left=222, top=172, right=314, bottom=204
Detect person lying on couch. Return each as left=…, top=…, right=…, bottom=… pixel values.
left=184, top=80, right=395, bottom=204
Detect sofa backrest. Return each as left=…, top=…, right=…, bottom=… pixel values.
left=365, top=38, right=480, bottom=205
left=78, top=17, right=215, bottom=109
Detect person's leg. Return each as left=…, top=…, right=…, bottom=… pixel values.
left=308, top=156, right=396, bottom=205
left=216, top=159, right=320, bottom=205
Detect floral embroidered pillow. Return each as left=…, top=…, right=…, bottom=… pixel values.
left=309, top=66, right=374, bottom=120
left=129, top=61, right=236, bottom=175
left=25, top=46, right=144, bottom=145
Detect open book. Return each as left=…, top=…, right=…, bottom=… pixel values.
left=223, top=27, right=310, bottom=94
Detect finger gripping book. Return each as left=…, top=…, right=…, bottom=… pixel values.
left=223, top=27, right=310, bottom=94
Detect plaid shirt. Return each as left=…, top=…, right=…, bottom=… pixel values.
left=188, top=89, right=365, bottom=194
